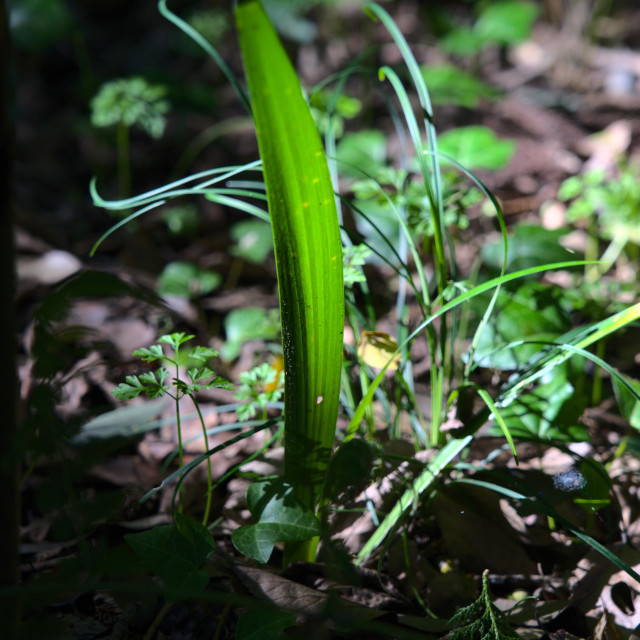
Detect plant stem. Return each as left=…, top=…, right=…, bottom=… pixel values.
left=190, top=396, right=213, bottom=526
left=143, top=602, right=173, bottom=640
left=173, top=364, right=184, bottom=514
left=116, top=121, right=131, bottom=201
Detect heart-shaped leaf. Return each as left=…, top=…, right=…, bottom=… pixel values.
left=232, top=478, right=320, bottom=563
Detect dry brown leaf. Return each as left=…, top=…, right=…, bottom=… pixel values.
left=432, top=484, right=538, bottom=575
left=227, top=560, right=384, bottom=628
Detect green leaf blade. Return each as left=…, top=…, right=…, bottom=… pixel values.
left=236, top=0, right=344, bottom=516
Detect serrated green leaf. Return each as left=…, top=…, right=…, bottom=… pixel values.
left=159, top=332, right=194, bottom=351
left=187, top=367, right=214, bottom=382
left=112, top=380, right=145, bottom=401
left=189, top=346, right=218, bottom=362
left=132, top=344, right=165, bottom=362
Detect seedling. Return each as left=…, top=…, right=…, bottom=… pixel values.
left=113, top=332, right=233, bottom=524
left=558, top=158, right=640, bottom=279
left=156, top=261, right=221, bottom=299
left=162, top=203, right=200, bottom=237
left=343, top=243, right=372, bottom=286
left=234, top=362, right=284, bottom=421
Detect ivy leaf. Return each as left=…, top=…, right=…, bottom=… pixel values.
left=231, top=478, right=320, bottom=563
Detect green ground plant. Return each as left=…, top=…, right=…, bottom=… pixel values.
left=84, top=0, right=640, bottom=636
left=558, top=157, right=640, bottom=279
left=112, top=332, right=233, bottom=525
left=435, top=0, right=539, bottom=58
left=90, top=77, right=170, bottom=202
left=234, top=362, right=284, bottom=421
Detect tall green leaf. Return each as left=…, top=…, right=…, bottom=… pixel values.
left=235, top=1, right=344, bottom=524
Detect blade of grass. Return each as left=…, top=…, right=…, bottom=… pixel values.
left=157, top=0, right=250, bottom=113
left=365, top=2, right=446, bottom=284
left=138, top=421, right=277, bottom=505
left=497, top=303, right=640, bottom=408
left=475, top=386, right=517, bottom=464
left=91, top=161, right=263, bottom=211
left=236, top=0, right=344, bottom=561
left=356, top=435, right=472, bottom=565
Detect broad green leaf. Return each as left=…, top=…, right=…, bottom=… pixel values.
left=475, top=1, right=539, bottom=45
left=437, top=126, right=515, bottom=171
left=420, top=64, right=498, bottom=108
left=157, top=261, right=221, bottom=299
left=472, top=281, right=571, bottom=370
left=335, top=130, right=387, bottom=178
left=231, top=478, right=320, bottom=563
left=482, top=224, right=576, bottom=273
left=496, top=364, right=588, bottom=441
left=230, top=218, right=274, bottom=263
left=236, top=1, right=344, bottom=522
left=440, top=26, right=483, bottom=57
left=125, top=514, right=215, bottom=602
